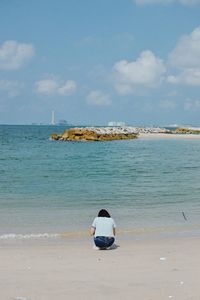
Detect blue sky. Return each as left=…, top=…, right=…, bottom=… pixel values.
left=0, top=0, right=200, bottom=125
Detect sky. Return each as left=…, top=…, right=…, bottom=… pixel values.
left=0, top=0, right=200, bottom=126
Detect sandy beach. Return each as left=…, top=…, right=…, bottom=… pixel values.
left=1, top=233, right=200, bottom=300
left=139, top=133, right=200, bottom=139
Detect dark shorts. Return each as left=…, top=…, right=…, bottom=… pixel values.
left=94, top=236, right=115, bottom=249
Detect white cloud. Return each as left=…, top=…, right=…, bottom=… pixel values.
left=86, top=90, right=112, bottom=106
left=57, top=80, right=77, bottom=96
left=0, top=40, right=34, bottom=70
left=168, top=69, right=200, bottom=86
left=113, top=50, right=166, bottom=95
left=169, top=27, right=200, bottom=69
left=35, top=79, right=58, bottom=95
left=134, top=0, right=200, bottom=5
left=35, top=77, right=77, bottom=96
left=0, top=80, right=23, bottom=98
left=168, top=27, right=200, bottom=86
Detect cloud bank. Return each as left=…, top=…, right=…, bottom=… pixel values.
left=0, top=41, right=35, bottom=70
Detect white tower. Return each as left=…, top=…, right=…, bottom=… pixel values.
left=51, top=110, right=55, bottom=125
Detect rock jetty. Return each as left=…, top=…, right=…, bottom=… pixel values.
left=51, top=127, right=138, bottom=141
left=50, top=126, right=172, bottom=142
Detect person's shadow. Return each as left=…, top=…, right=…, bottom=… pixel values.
left=106, top=244, right=120, bottom=250
left=93, top=244, right=120, bottom=250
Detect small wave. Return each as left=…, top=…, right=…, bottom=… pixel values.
left=0, top=233, right=60, bottom=240
left=0, top=230, right=89, bottom=240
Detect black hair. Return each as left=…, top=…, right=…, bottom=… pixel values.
left=98, top=209, right=111, bottom=218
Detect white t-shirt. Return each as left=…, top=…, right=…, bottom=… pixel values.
left=92, top=217, right=116, bottom=237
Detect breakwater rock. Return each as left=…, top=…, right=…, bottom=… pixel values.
left=51, top=127, right=138, bottom=141
left=174, top=127, right=200, bottom=134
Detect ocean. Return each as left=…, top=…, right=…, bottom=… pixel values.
left=0, top=125, right=200, bottom=239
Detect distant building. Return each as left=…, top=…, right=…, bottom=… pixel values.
left=51, top=110, right=55, bottom=125
left=108, top=121, right=126, bottom=127
left=58, top=119, right=69, bottom=125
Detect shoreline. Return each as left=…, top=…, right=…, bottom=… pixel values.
left=1, top=233, right=200, bottom=300
left=139, top=133, right=200, bottom=139
left=1, top=222, right=200, bottom=241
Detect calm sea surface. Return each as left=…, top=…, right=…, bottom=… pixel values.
left=0, top=125, right=200, bottom=238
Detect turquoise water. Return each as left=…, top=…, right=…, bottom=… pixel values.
left=0, top=125, right=200, bottom=237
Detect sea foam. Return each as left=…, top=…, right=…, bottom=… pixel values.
left=0, top=233, right=59, bottom=240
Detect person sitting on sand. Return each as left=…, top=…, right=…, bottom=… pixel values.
left=90, top=209, right=116, bottom=249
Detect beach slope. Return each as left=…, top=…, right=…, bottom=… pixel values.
left=1, top=236, right=200, bottom=300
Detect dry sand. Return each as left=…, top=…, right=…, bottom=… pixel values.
left=1, top=234, right=200, bottom=300
left=139, top=133, right=200, bottom=139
